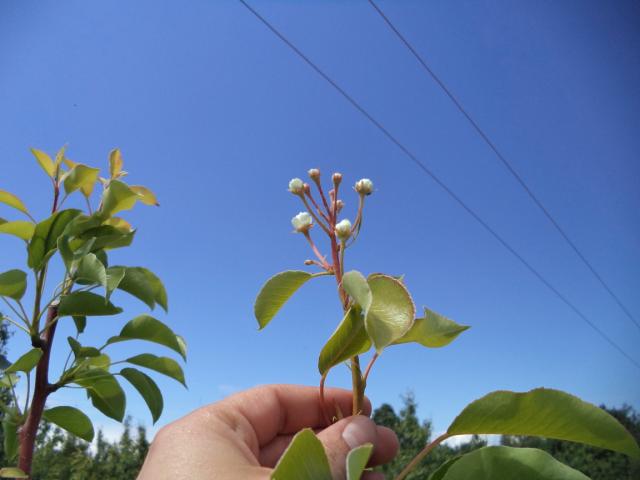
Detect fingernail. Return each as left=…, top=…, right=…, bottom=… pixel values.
left=342, top=415, right=376, bottom=449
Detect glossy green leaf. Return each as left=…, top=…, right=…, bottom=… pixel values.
left=77, top=225, right=135, bottom=251
left=75, top=253, right=107, bottom=290
left=0, top=190, right=29, bottom=216
left=130, top=185, right=159, bottom=206
left=365, top=274, right=415, bottom=352
left=120, top=367, right=163, bottom=423
left=2, top=418, right=18, bottom=461
left=28, top=209, right=82, bottom=270
left=115, top=267, right=167, bottom=311
left=100, top=180, right=138, bottom=217
left=342, top=270, right=372, bottom=310
left=255, top=270, right=313, bottom=329
left=0, top=467, right=28, bottom=478
left=0, top=220, right=35, bottom=241
left=0, top=270, right=27, bottom=301
left=271, top=429, right=331, bottom=480
left=31, top=148, right=56, bottom=177
left=105, top=266, right=125, bottom=300
left=433, top=446, right=589, bottom=480
left=126, top=354, right=185, bottom=387
left=43, top=406, right=95, bottom=442
left=5, top=349, right=42, bottom=374
left=73, top=316, right=87, bottom=334
left=58, top=291, right=122, bottom=317
left=67, top=337, right=101, bottom=358
left=106, top=315, right=185, bottom=359
left=74, top=370, right=126, bottom=422
left=448, top=388, right=640, bottom=458
left=394, top=307, right=469, bottom=348
left=318, top=307, right=370, bottom=375
left=427, top=457, right=461, bottom=480
left=346, top=443, right=373, bottom=480
left=62, top=163, right=100, bottom=197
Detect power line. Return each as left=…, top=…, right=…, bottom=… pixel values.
left=367, top=0, right=640, bottom=333
left=237, top=0, right=640, bottom=371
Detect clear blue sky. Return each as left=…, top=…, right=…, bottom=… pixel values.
left=1, top=0, right=639, bottom=441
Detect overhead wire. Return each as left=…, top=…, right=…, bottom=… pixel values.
left=367, top=0, right=640, bottom=333
left=237, top=0, right=640, bottom=371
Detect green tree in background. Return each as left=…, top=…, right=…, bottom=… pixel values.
left=502, top=405, right=640, bottom=480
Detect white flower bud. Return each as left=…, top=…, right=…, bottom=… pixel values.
left=308, top=168, right=321, bottom=180
left=336, top=199, right=345, bottom=212
left=289, top=178, right=304, bottom=194
left=291, top=212, right=313, bottom=233
left=332, top=172, right=342, bottom=186
left=355, top=178, right=374, bottom=195
left=335, top=219, right=352, bottom=240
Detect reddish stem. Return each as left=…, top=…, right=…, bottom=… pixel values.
left=19, top=306, right=59, bottom=476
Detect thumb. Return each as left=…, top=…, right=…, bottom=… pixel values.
left=316, top=415, right=379, bottom=480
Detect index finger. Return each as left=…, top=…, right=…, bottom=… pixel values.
left=212, top=384, right=372, bottom=448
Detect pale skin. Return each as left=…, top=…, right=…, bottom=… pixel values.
left=138, top=385, right=399, bottom=480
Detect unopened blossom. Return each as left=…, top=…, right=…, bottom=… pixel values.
left=355, top=178, right=374, bottom=195
left=335, top=219, right=352, bottom=240
left=291, top=212, right=313, bottom=233
left=308, top=169, right=320, bottom=180
left=289, top=178, right=304, bottom=194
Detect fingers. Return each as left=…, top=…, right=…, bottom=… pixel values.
left=213, top=384, right=372, bottom=449
left=316, top=415, right=399, bottom=480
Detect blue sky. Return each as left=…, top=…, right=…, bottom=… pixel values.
left=1, top=0, right=639, bottom=442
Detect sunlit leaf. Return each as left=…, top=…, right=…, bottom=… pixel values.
left=0, top=270, right=27, bottom=301
left=5, top=348, right=42, bottom=374
left=79, top=225, right=135, bottom=251
left=0, top=190, right=29, bottom=216
left=115, top=267, right=167, bottom=311
left=58, top=291, right=122, bottom=317
left=0, top=220, right=35, bottom=241
left=394, top=307, right=469, bottom=348
left=109, top=148, right=123, bottom=179
left=43, top=406, right=95, bottom=442
left=74, top=370, right=125, bottom=422
left=342, top=270, right=372, bottom=310
left=365, top=274, right=415, bottom=352
left=100, top=180, right=138, bottom=217
left=31, top=148, right=55, bottom=178
left=130, top=185, right=159, bottom=206
left=74, top=253, right=107, bottom=291
left=107, top=315, right=185, bottom=359
left=62, top=163, right=100, bottom=197
left=105, top=266, right=125, bottom=300
left=346, top=443, right=373, bottom=480
left=448, top=388, right=640, bottom=458
left=254, top=271, right=313, bottom=329
left=67, top=337, right=101, bottom=358
left=431, top=446, right=589, bottom=480
left=318, top=307, right=370, bottom=375
left=104, top=217, right=132, bottom=231
left=2, top=417, right=18, bottom=461
left=126, top=354, right=185, bottom=387
left=120, top=367, right=163, bottom=423
left=28, top=209, right=82, bottom=270
left=271, top=429, right=331, bottom=480
left=0, top=467, right=28, bottom=478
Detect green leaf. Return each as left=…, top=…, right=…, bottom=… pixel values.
left=318, top=307, right=370, bottom=375
left=255, top=270, right=313, bottom=329
left=5, top=349, right=42, bottom=374
left=78, top=225, right=135, bottom=251
left=31, top=148, right=56, bottom=178
left=43, top=406, right=95, bottom=442
left=394, top=307, right=469, bottom=348
left=126, top=354, right=185, bottom=387
left=0, top=270, right=27, bottom=301
left=433, top=446, right=589, bottom=480
left=2, top=418, right=18, bottom=461
left=115, top=267, right=167, bottom=311
left=448, top=388, right=640, bottom=459
left=346, top=443, right=373, bottom=480
left=109, top=148, right=123, bottom=178
left=0, top=220, right=35, bottom=241
left=0, top=190, right=29, bottom=216
left=342, top=270, right=372, bottom=310
left=74, top=370, right=126, bottom=422
left=365, top=274, right=415, bottom=352
left=0, top=467, right=28, bottom=478
left=73, top=316, right=87, bottom=334
left=105, top=267, right=125, bottom=300
left=0, top=373, right=19, bottom=388
left=58, top=291, right=122, bottom=317
left=427, top=457, right=461, bottom=480
left=106, top=315, right=186, bottom=360
left=67, top=337, right=101, bottom=358
left=100, top=180, right=138, bottom=217
left=74, top=253, right=107, bottom=290
left=62, top=163, right=100, bottom=197
left=271, top=429, right=332, bottom=480
left=28, top=209, right=82, bottom=270
left=130, top=185, right=159, bottom=206
left=120, top=367, right=163, bottom=423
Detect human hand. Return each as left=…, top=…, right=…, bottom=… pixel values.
left=138, top=384, right=399, bottom=479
